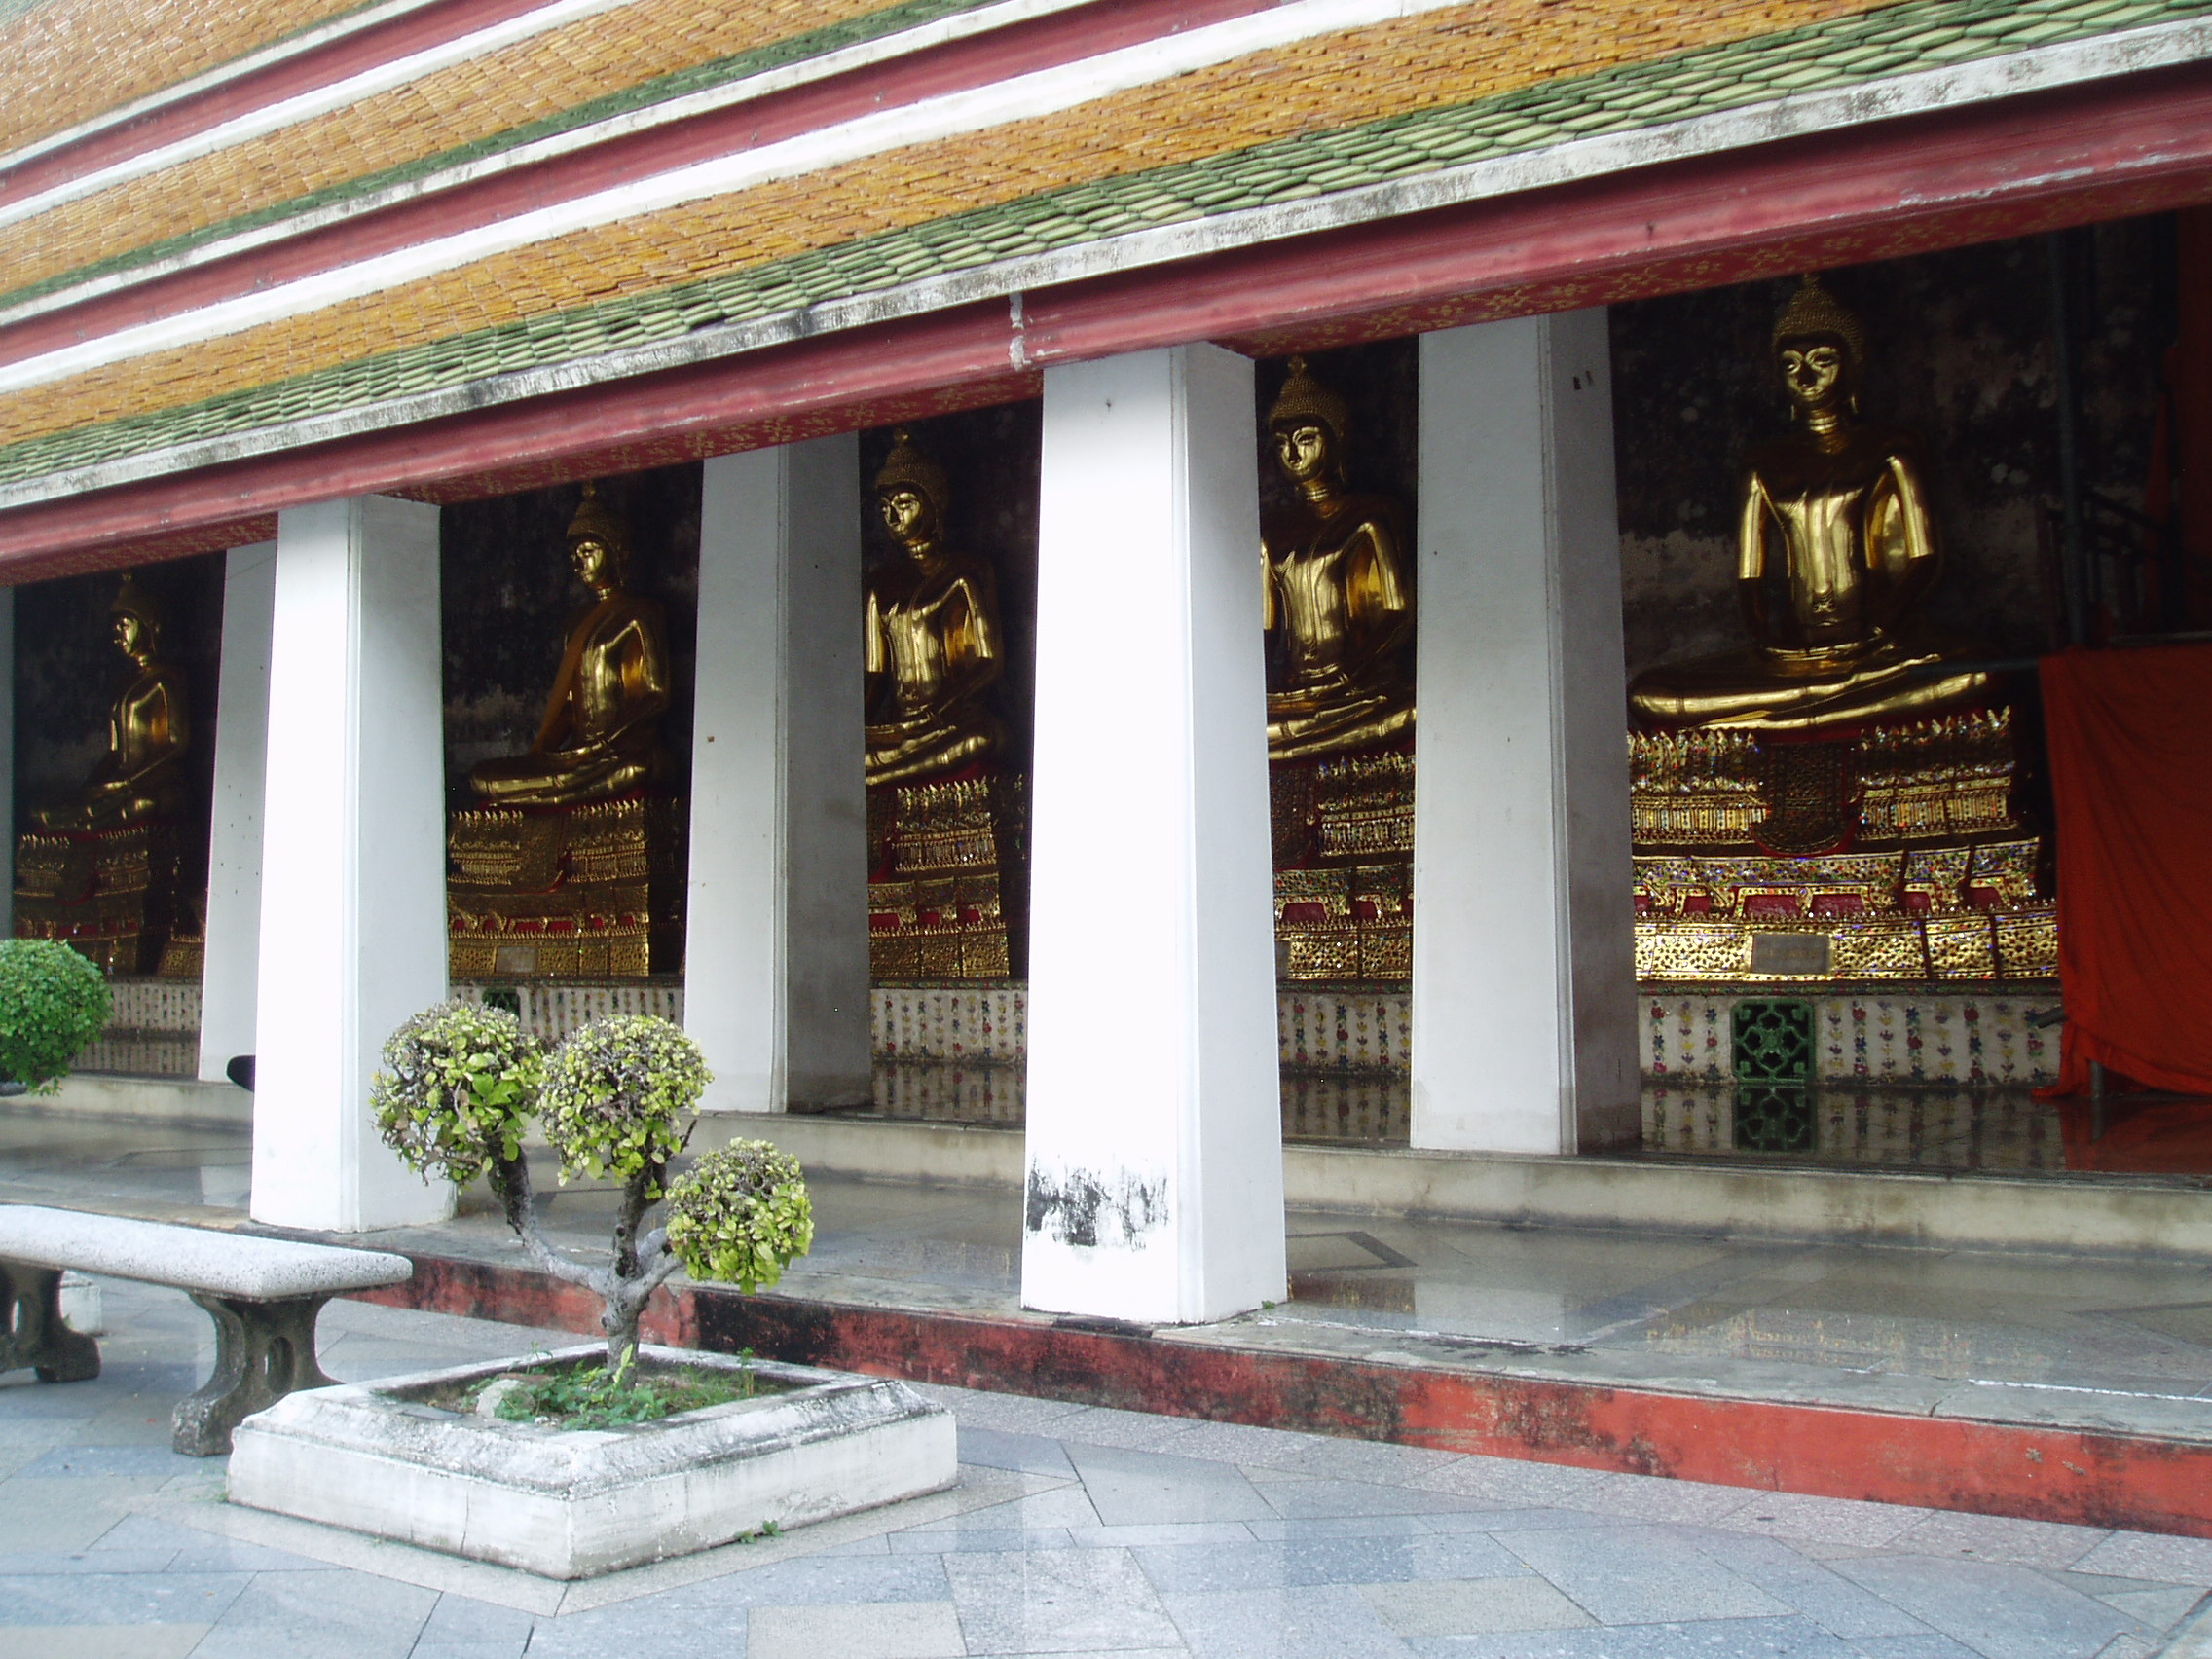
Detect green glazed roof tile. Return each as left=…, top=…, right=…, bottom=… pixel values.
left=1, top=0, right=2204, bottom=491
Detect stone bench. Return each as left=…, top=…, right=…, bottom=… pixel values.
left=0, top=1204, right=413, bottom=1456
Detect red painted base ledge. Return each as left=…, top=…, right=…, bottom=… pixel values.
left=353, top=1248, right=2212, bottom=1540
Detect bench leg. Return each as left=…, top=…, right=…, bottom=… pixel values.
left=0, top=1261, right=101, bottom=1383
left=173, top=1292, right=339, bottom=1457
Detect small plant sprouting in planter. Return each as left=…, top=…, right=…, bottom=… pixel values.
left=0, top=939, right=113, bottom=1093
left=371, top=1005, right=814, bottom=1375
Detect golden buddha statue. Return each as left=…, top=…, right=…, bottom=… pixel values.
left=468, top=485, right=672, bottom=807
left=1262, top=358, right=1415, bottom=760
left=864, top=430, right=1006, bottom=787
left=1630, top=276, right=1990, bottom=732
left=36, top=573, right=190, bottom=830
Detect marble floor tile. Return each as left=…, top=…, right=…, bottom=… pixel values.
left=746, top=1599, right=966, bottom=1659
left=1828, top=1556, right=2147, bottom=1659
left=947, top=1546, right=1183, bottom=1654
left=1159, top=1582, right=1418, bottom=1659
left=1062, top=1444, right=1277, bottom=1527
left=1406, top=1612, right=1862, bottom=1659
left=1494, top=1526, right=1794, bottom=1625
left=1359, top=1575, right=1597, bottom=1637
left=0, top=1624, right=211, bottom=1658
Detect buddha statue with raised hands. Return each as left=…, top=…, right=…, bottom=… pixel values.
left=469, top=484, right=672, bottom=807
left=1630, top=276, right=1990, bottom=732
left=37, top=572, right=191, bottom=830
left=864, top=430, right=1007, bottom=787
left=1262, top=358, right=1415, bottom=760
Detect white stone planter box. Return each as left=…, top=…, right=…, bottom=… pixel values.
left=226, top=1344, right=957, bottom=1578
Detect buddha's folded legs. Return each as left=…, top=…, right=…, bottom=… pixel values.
left=468, top=748, right=653, bottom=806
left=1632, top=650, right=1992, bottom=731
left=866, top=717, right=1004, bottom=788
left=1267, top=692, right=1414, bottom=762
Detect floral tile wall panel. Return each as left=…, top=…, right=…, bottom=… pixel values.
left=1277, top=990, right=1410, bottom=1072
left=1817, top=994, right=2059, bottom=1085
left=1641, top=995, right=1734, bottom=1083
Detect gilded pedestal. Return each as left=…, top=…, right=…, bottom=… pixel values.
left=15, top=819, right=200, bottom=977
left=866, top=770, right=1025, bottom=981
left=1271, top=745, right=1413, bottom=983
left=1630, top=708, right=2055, bottom=983
left=447, top=794, right=685, bottom=978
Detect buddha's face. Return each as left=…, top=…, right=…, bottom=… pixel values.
left=1779, top=335, right=1853, bottom=415
left=571, top=535, right=612, bottom=589
left=1273, top=421, right=1335, bottom=486
left=880, top=486, right=937, bottom=550
left=112, top=612, right=146, bottom=658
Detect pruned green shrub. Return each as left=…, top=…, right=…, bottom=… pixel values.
left=370, top=1001, right=543, bottom=1186
left=370, top=1005, right=811, bottom=1377
left=667, top=1141, right=815, bottom=1294
left=0, top=940, right=112, bottom=1090
left=538, top=1014, right=708, bottom=1185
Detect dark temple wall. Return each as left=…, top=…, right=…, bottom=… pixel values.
left=440, top=464, right=702, bottom=811
left=13, top=554, right=224, bottom=839
left=860, top=405, right=1043, bottom=778
left=1610, top=218, right=2174, bottom=682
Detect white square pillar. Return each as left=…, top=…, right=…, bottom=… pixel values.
left=686, top=438, right=871, bottom=1114
left=1021, top=344, right=1285, bottom=1325
left=1412, top=311, right=1639, bottom=1155
left=199, top=541, right=276, bottom=1083
left=250, top=497, right=451, bottom=1231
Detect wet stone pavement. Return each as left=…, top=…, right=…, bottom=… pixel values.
left=5, top=1281, right=2212, bottom=1659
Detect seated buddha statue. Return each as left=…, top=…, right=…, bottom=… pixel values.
left=468, top=484, right=672, bottom=806
left=864, top=430, right=1007, bottom=787
left=1262, top=358, right=1415, bottom=760
left=36, top=573, right=190, bottom=830
left=1630, top=276, right=1991, bottom=732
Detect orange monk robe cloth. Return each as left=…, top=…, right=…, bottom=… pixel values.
left=2041, top=643, right=2212, bottom=1097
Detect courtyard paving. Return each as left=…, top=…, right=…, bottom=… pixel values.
left=6, top=1279, right=2212, bottom=1659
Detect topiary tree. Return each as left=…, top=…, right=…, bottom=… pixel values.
left=372, top=1005, right=813, bottom=1372
left=0, top=940, right=113, bottom=1091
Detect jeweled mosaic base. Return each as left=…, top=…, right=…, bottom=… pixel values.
left=447, top=795, right=686, bottom=978
left=1272, top=751, right=1413, bottom=984
left=1630, top=709, right=2057, bottom=985
left=16, top=820, right=199, bottom=978
left=866, top=772, right=1025, bottom=982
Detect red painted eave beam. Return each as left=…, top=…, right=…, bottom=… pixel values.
left=4, top=61, right=2211, bottom=578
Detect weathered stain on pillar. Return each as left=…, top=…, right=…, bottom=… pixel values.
left=1023, top=1165, right=1168, bottom=1249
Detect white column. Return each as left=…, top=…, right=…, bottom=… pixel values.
left=250, top=497, right=451, bottom=1231
left=686, top=437, right=870, bottom=1114
left=1021, top=344, right=1285, bottom=1325
left=1412, top=310, right=1639, bottom=1155
left=199, top=541, right=276, bottom=1083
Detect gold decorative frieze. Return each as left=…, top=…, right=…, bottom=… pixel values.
left=447, top=794, right=685, bottom=979
left=15, top=820, right=198, bottom=977
left=866, top=772, right=1025, bottom=983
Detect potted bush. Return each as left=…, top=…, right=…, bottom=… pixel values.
left=226, top=1006, right=955, bottom=1579
left=0, top=939, right=112, bottom=1093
